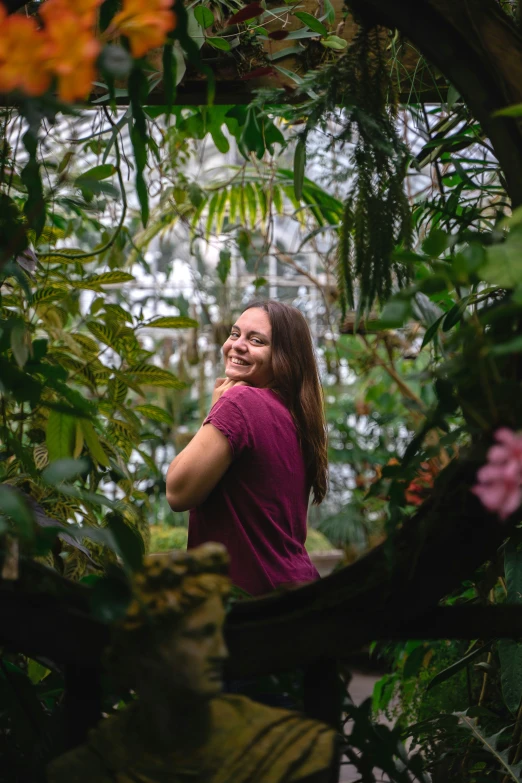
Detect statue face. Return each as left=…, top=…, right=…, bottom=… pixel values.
left=158, top=594, right=228, bottom=700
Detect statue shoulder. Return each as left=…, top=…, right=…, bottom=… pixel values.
left=212, top=695, right=339, bottom=783
left=47, top=743, right=114, bottom=783
left=47, top=712, right=129, bottom=783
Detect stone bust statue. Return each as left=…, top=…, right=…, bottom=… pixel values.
left=47, top=543, right=339, bottom=783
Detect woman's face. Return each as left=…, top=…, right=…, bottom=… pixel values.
left=222, top=308, right=274, bottom=388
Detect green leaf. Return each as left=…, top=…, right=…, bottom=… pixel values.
left=0, top=485, right=33, bottom=540
left=104, top=304, right=133, bottom=324
left=378, top=299, right=411, bottom=328
left=135, top=404, right=174, bottom=425
left=46, top=410, right=76, bottom=462
left=417, top=274, right=448, bottom=295
left=273, top=65, right=303, bottom=86
left=106, top=512, right=144, bottom=572
left=493, top=103, right=522, bottom=118
left=265, top=44, right=304, bottom=60
left=245, top=182, right=257, bottom=226
left=217, top=250, right=231, bottom=284
left=427, top=643, right=493, bottom=691
left=293, top=11, right=328, bottom=35
left=481, top=234, right=522, bottom=289
left=403, top=645, right=428, bottom=679
left=81, top=420, right=111, bottom=467
left=324, top=0, right=335, bottom=24
left=504, top=539, right=522, bottom=604
left=188, top=181, right=205, bottom=209
left=39, top=249, right=89, bottom=265
left=32, top=287, right=68, bottom=305
left=107, top=378, right=128, bottom=406
left=185, top=7, right=206, bottom=50
left=442, top=296, right=470, bottom=331
left=87, top=321, right=119, bottom=349
left=293, top=138, right=306, bottom=201
left=421, top=313, right=445, bottom=348
left=127, top=362, right=185, bottom=388
left=455, top=712, right=522, bottom=781
left=285, top=28, right=323, bottom=40
left=422, top=229, right=448, bottom=258
left=207, top=36, right=231, bottom=51
left=89, top=573, right=132, bottom=623
left=20, top=126, right=45, bottom=238
left=27, top=659, right=51, bottom=685
left=236, top=105, right=265, bottom=159
left=194, top=5, right=214, bottom=28
left=10, top=319, right=29, bottom=369
left=321, top=34, right=347, bottom=49
left=42, top=457, right=89, bottom=485
left=145, top=316, right=198, bottom=328
left=57, top=150, right=74, bottom=174
left=74, top=271, right=135, bottom=289
left=76, top=165, right=116, bottom=183
left=499, top=639, right=522, bottom=714
left=129, top=67, right=149, bottom=227
left=162, top=43, right=177, bottom=117
left=490, top=335, right=522, bottom=356
left=447, top=84, right=460, bottom=110
left=499, top=539, right=522, bottom=714
left=205, top=191, right=220, bottom=238
left=0, top=357, right=42, bottom=404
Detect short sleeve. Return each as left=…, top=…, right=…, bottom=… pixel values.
left=204, top=391, right=253, bottom=459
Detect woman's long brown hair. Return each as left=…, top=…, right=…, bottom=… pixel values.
left=245, top=300, right=328, bottom=504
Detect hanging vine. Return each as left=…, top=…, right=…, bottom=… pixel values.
left=286, top=23, right=413, bottom=315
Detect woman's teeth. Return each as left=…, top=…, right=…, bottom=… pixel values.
left=230, top=358, right=248, bottom=366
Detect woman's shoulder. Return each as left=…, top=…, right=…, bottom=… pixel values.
left=223, top=385, right=282, bottom=409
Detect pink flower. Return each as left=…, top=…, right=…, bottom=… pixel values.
left=488, top=427, right=522, bottom=464
left=472, top=428, right=522, bottom=521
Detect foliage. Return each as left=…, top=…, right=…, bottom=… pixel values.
left=267, top=25, right=413, bottom=316
left=304, top=527, right=334, bottom=552
left=149, top=524, right=334, bottom=554
left=0, top=141, right=198, bottom=583
left=149, top=524, right=188, bottom=552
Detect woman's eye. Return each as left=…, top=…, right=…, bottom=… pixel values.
left=251, top=338, right=262, bottom=345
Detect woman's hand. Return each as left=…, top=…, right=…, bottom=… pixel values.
left=211, top=378, right=248, bottom=408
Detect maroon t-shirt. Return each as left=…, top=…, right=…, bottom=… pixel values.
left=188, top=386, right=319, bottom=596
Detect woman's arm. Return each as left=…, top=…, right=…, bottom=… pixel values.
left=166, top=379, right=248, bottom=512
left=166, top=423, right=232, bottom=512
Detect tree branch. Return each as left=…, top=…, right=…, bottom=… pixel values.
left=0, top=448, right=519, bottom=680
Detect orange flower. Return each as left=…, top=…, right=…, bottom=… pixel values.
left=0, top=10, right=51, bottom=96
left=41, top=6, right=100, bottom=102
left=40, top=0, right=102, bottom=29
left=109, top=0, right=177, bottom=58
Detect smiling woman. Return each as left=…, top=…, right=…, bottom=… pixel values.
left=166, top=300, right=328, bottom=596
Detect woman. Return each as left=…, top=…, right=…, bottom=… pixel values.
left=166, top=300, right=328, bottom=597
